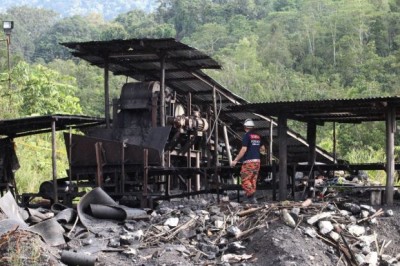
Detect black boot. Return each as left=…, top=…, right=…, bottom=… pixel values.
left=247, top=194, right=258, bottom=204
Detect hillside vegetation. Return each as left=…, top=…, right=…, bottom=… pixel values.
left=0, top=0, right=399, bottom=192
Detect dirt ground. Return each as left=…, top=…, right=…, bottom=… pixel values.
left=1, top=190, right=400, bottom=266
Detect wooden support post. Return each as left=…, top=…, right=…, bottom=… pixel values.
left=166, top=151, right=171, bottom=196
left=269, top=120, right=274, bottom=179
left=142, top=149, right=149, bottom=208
left=307, top=121, right=317, bottom=197
left=121, top=141, right=126, bottom=194
left=212, top=86, right=220, bottom=201
left=104, top=58, right=110, bottom=128
left=51, top=119, right=58, bottom=204
left=385, top=105, right=396, bottom=205
left=307, top=121, right=317, bottom=165
left=94, top=142, right=104, bottom=187
left=187, top=93, right=192, bottom=195
left=160, top=55, right=166, bottom=192
left=68, top=127, right=72, bottom=187
left=212, top=86, right=219, bottom=180
left=278, top=115, right=288, bottom=201
left=292, top=165, right=296, bottom=200
left=195, top=151, right=200, bottom=191
left=333, top=122, right=337, bottom=163
left=272, top=161, right=277, bottom=201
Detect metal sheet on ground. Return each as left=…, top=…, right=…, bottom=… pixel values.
left=78, top=187, right=147, bottom=233
left=0, top=191, right=27, bottom=225
left=29, top=218, right=66, bottom=246
left=55, top=208, right=77, bottom=224
left=0, top=219, right=28, bottom=237
left=77, top=187, right=122, bottom=233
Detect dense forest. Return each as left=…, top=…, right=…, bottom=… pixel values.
left=0, top=0, right=157, bottom=20
left=0, top=0, right=399, bottom=191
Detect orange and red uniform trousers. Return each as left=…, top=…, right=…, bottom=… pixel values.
left=240, top=160, right=261, bottom=197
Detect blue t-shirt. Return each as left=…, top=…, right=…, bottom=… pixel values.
left=242, top=131, right=261, bottom=162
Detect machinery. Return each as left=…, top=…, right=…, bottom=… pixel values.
left=64, top=81, right=218, bottom=207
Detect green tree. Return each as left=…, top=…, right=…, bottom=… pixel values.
left=114, top=10, right=175, bottom=38
left=1, top=6, right=59, bottom=61
left=12, top=61, right=82, bottom=115
left=183, top=23, right=228, bottom=55
left=33, top=15, right=101, bottom=63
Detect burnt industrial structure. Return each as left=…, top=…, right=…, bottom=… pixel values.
left=0, top=38, right=364, bottom=207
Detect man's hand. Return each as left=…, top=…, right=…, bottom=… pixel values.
left=231, top=160, right=238, bottom=167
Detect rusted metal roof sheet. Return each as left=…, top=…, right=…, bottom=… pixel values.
left=61, top=38, right=221, bottom=75
left=0, top=115, right=105, bottom=138
left=228, top=96, right=400, bottom=124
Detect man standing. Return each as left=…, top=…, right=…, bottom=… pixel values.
left=231, top=119, right=263, bottom=204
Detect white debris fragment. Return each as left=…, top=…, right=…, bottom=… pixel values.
left=304, top=227, right=317, bottom=238
left=215, top=220, right=224, bottom=229
left=347, top=225, right=365, bottom=237
left=359, top=235, right=375, bottom=245
left=318, top=220, right=333, bottom=235
left=339, top=210, right=351, bottom=217
left=282, top=209, right=296, bottom=228
left=307, top=212, right=333, bottom=225
left=226, top=226, right=242, bottom=237
left=385, top=209, right=394, bottom=217
left=164, top=217, right=179, bottom=227
left=221, top=253, right=253, bottom=263
left=361, top=210, right=369, bottom=219
left=360, top=205, right=376, bottom=214
left=355, top=253, right=366, bottom=265
left=364, top=251, right=378, bottom=266
left=329, top=231, right=340, bottom=241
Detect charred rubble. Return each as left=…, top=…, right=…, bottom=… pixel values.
left=1, top=187, right=399, bottom=266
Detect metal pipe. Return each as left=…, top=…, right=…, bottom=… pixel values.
left=223, top=125, right=232, bottom=166
left=61, top=250, right=95, bottom=266
left=6, top=35, right=11, bottom=91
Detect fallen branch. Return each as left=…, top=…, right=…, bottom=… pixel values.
left=380, top=240, right=392, bottom=256
left=235, top=224, right=266, bottom=240
left=67, top=215, right=79, bottom=238
left=357, top=208, right=384, bottom=224
left=237, top=207, right=264, bottom=217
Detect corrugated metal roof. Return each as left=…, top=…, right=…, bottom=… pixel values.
left=228, top=96, right=400, bottom=124
left=61, top=38, right=221, bottom=76
left=0, top=115, right=105, bottom=138
left=62, top=38, right=334, bottom=164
